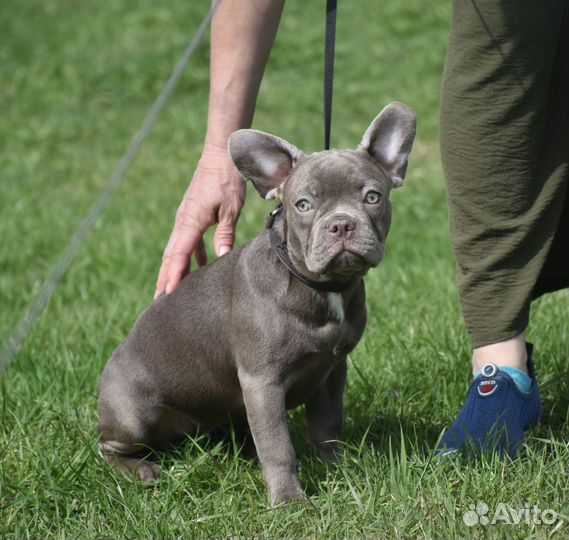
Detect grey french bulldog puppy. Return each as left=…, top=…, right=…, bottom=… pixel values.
left=97, top=102, right=416, bottom=506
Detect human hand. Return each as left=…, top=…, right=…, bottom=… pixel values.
left=154, top=143, right=245, bottom=298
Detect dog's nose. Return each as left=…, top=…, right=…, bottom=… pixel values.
left=328, top=215, right=356, bottom=239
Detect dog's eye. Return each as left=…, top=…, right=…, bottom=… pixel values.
left=364, top=190, right=381, bottom=204
left=295, top=199, right=312, bottom=212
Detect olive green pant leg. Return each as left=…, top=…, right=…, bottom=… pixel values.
left=440, top=0, right=569, bottom=348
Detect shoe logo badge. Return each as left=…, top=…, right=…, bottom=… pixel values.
left=478, top=379, right=498, bottom=397
left=482, top=363, right=498, bottom=377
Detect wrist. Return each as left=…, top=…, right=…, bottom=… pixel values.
left=195, top=144, right=244, bottom=187
left=202, top=140, right=231, bottom=155
left=204, top=125, right=248, bottom=151
left=205, top=109, right=254, bottom=150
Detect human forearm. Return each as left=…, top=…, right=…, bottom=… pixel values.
left=205, top=0, right=285, bottom=147
left=155, top=0, right=284, bottom=297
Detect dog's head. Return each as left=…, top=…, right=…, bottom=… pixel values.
left=229, top=102, right=416, bottom=281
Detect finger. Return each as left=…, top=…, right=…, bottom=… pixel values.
left=156, top=223, right=203, bottom=297
left=195, top=238, right=208, bottom=267
left=154, top=262, right=170, bottom=299
left=167, top=208, right=209, bottom=263
left=213, top=215, right=238, bottom=257
left=163, top=252, right=191, bottom=295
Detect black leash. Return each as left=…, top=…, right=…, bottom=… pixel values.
left=265, top=1, right=346, bottom=293
left=324, top=0, right=337, bottom=150
left=266, top=206, right=357, bottom=293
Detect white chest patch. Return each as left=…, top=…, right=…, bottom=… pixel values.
left=327, top=292, right=344, bottom=322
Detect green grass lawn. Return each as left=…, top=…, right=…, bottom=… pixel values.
left=1, top=1, right=567, bottom=538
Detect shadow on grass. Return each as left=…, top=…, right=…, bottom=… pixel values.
left=101, top=375, right=568, bottom=491
left=152, top=409, right=442, bottom=475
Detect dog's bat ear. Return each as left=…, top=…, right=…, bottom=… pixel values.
left=228, top=130, right=304, bottom=199
left=358, top=102, right=417, bottom=188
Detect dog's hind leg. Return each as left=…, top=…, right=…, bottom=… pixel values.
left=97, top=375, right=163, bottom=484
left=98, top=391, right=197, bottom=483
left=97, top=356, right=199, bottom=483
left=98, top=440, right=161, bottom=484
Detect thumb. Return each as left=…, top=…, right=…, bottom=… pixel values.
left=213, top=215, right=237, bottom=257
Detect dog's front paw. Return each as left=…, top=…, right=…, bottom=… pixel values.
left=316, top=443, right=340, bottom=463
left=269, top=477, right=305, bottom=506
left=310, top=440, right=341, bottom=463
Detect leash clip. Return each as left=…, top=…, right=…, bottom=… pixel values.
left=265, top=204, right=283, bottom=229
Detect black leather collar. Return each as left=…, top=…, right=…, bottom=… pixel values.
left=266, top=205, right=358, bottom=293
